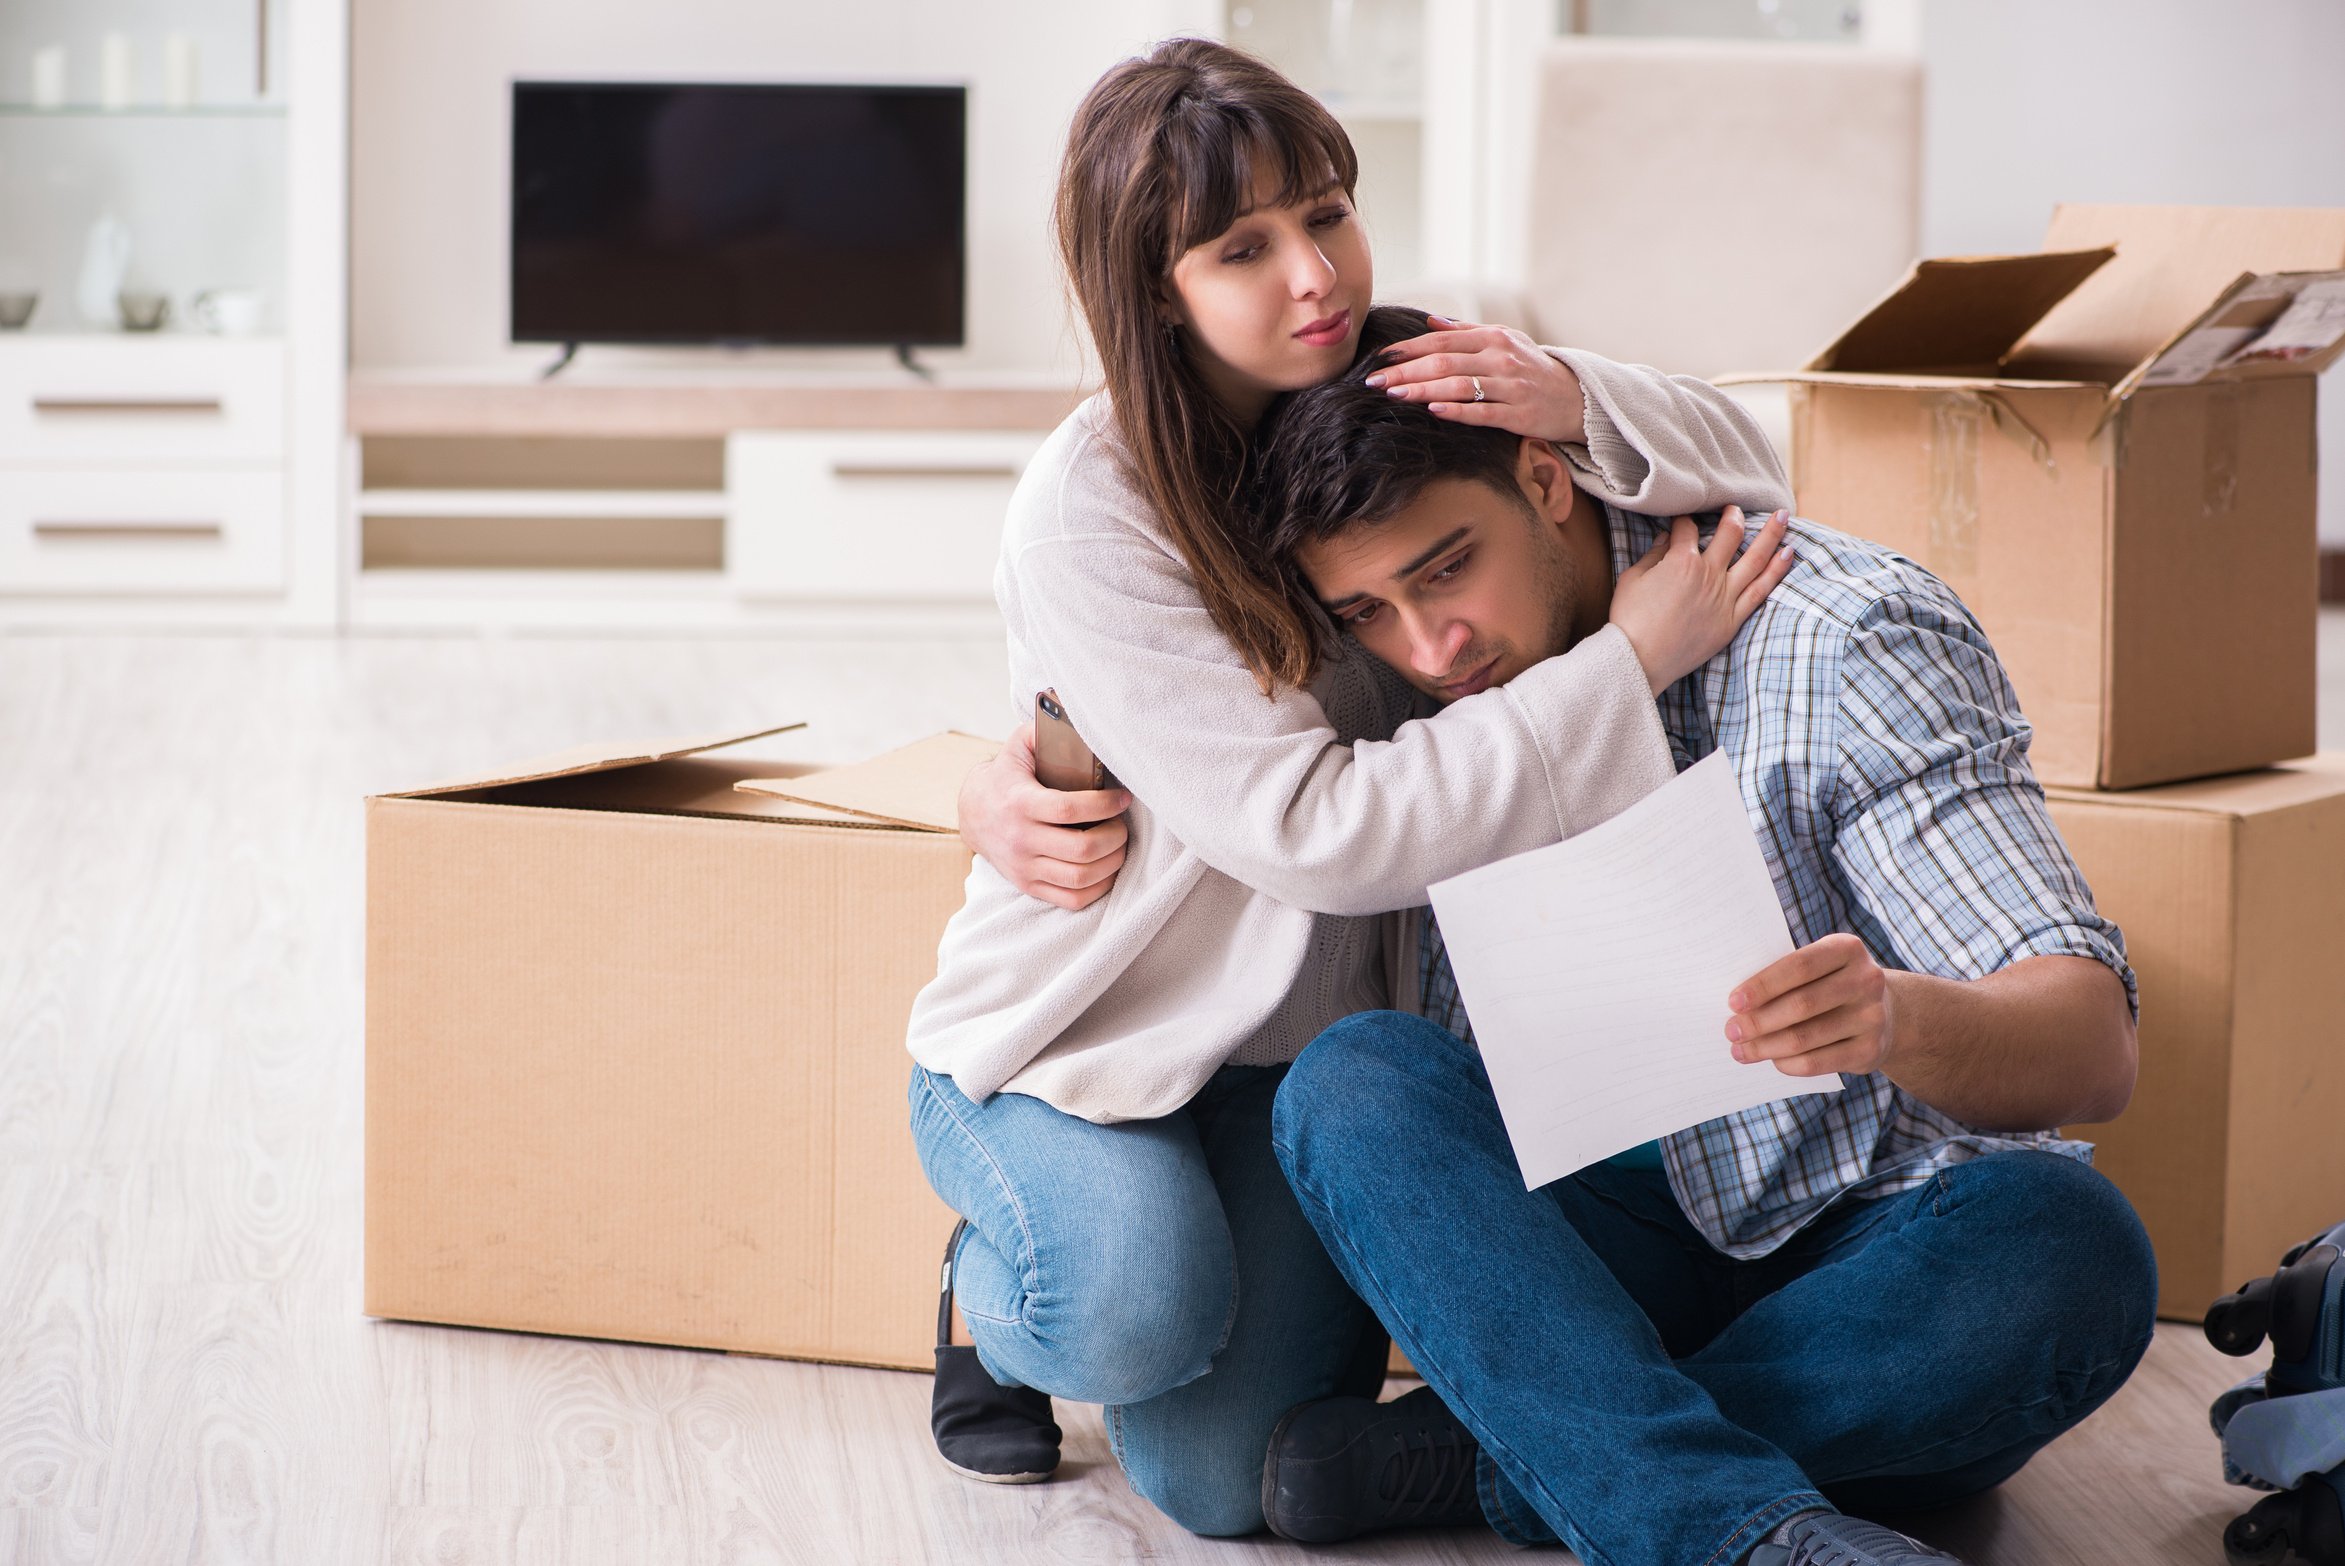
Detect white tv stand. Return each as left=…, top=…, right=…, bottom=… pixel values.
left=346, top=370, right=1085, bottom=632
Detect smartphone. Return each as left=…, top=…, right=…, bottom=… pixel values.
left=1034, top=688, right=1119, bottom=796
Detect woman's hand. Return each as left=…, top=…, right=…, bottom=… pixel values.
left=1610, top=506, right=1794, bottom=695
left=1364, top=314, right=1589, bottom=444
left=956, top=721, right=1132, bottom=911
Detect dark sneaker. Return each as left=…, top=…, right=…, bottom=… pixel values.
left=930, top=1219, right=1061, bottom=1484
left=1261, top=1385, right=1486, bottom=1542
left=1746, top=1511, right=1974, bottom=1566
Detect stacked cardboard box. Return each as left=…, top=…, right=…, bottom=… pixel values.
left=364, top=727, right=996, bottom=1370
left=1736, top=205, right=2345, bottom=1318
left=2047, top=761, right=2345, bottom=1319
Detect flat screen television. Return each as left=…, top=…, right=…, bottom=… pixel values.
left=511, top=81, right=966, bottom=353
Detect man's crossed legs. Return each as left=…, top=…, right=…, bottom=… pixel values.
left=1269, top=1010, right=2159, bottom=1566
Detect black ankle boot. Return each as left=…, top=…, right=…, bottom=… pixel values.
left=1261, top=1385, right=1486, bottom=1542
left=931, top=1219, right=1061, bottom=1484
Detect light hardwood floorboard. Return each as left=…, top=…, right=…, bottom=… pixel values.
left=2, top=620, right=2340, bottom=1564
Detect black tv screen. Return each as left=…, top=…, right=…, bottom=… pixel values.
left=511, top=81, right=966, bottom=348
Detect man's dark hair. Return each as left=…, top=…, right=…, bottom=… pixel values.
left=1246, top=306, right=1534, bottom=622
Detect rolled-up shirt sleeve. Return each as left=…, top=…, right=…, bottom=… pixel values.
left=1825, top=591, right=2137, bottom=1018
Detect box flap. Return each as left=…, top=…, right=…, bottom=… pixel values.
left=735, top=731, right=1000, bottom=834
left=2010, top=204, right=2345, bottom=378
left=2120, top=269, right=2345, bottom=397
left=441, top=756, right=894, bottom=826
left=1803, top=249, right=2115, bottom=375
left=381, top=722, right=806, bottom=800
left=1716, top=369, right=2097, bottom=392
left=2043, top=755, right=2345, bottom=819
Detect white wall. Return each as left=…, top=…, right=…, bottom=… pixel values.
left=349, top=0, right=1216, bottom=379
left=1917, top=0, right=2345, bottom=544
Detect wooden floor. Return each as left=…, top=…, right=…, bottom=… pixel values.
left=3, top=623, right=2340, bottom=1565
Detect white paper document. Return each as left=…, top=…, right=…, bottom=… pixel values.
left=1426, top=751, right=1843, bottom=1190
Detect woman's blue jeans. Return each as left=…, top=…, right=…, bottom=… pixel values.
left=1271, top=1011, right=2160, bottom=1566
left=907, top=1062, right=1386, bottom=1536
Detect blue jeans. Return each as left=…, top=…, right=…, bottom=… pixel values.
left=1271, top=1011, right=2159, bottom=1566
left=907, top=1062, right=1386, bottom=1536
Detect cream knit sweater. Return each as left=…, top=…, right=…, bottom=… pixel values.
left=907, top=351, right=1792, bottom=1124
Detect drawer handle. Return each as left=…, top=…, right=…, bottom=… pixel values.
left=31, top=397, right=227, bottom=416
left=828, top=461, right=1023, bottom=480
left=33, top=520, right=226, bottom=541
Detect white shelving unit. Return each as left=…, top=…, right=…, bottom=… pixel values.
left=727, top=429, right=1045, bottom=606
left=357, top=489, right=729, bottom=521
left=342, top=376, right=1077, bottom=632
left=0, top=0, right=347, bottom=629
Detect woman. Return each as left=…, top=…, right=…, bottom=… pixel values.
left=909, top=36, right=1793, bottom=1535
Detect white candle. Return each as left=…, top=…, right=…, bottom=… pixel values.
left=31, top=45, right=67, bottom=109
left=163, top=34, right=198, bottom=108
left=99, top=32, right=133, bottom=110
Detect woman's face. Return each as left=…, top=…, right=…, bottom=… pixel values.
left=1166, top=176, right=1372, bottom=424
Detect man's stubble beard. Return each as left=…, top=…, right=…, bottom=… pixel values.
left=1529, top=509, right=1585, bottom=668
left=1423, top=506, right=1586, bottom=697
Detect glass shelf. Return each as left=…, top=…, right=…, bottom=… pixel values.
left=0, top=102, right=284, bottom=119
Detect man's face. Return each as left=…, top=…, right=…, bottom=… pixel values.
left=1295, top=469, right=1587, bottom=703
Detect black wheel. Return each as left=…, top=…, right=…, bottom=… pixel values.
left=2226, top=1495, right=2304, bottom=1566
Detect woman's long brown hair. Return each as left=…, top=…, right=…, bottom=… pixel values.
left=1054, top=38, right=1359, bottom=693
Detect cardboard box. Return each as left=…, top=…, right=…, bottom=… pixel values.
left=2049, top=756, right=2345, bottom=1320
left=1733, top=205, right=2345, bottom=789
left=364, top=726, right=997, bottom=1370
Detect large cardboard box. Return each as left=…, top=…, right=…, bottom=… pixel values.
left=364, top=725, right=995, bottom=1370
left=1735, top=205, right=2345, bottom=789
left=2049, top=756, right=2345, bottom=1320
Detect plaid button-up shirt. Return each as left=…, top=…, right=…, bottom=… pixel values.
left=1417, top=504, right=2136, bottom=1261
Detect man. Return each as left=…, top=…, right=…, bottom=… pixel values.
left=1239, top=312, right=2158, bottom=1566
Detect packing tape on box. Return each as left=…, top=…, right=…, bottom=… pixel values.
left=1922, top=390, right=2053, bottom=577
left=2203, top=383, right=2240, bottom=518
left=1787, top=384, right=1811, bottom=491
left=1927, top=393, right=1982, bottom=577
left=2090, top=384, right=2243, bottom=507
left=2088, top=392, right=2143, bottom=470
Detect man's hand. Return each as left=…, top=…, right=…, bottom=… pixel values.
left=1725, top=932, right=1895, bottom=1079
left=957, top=721, right=1131, bottom=912
left=1727, top=943, right=2135, bottom=1130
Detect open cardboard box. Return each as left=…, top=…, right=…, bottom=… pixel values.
left=1726, top=204, right=2345, bottom=789
left=364, top=726, right=995, bottom=1370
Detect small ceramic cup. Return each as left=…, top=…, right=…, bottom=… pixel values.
left=190, top=288, right=263, bottom=336
left=116, top=291, right=170, bottom=332
left=0, top=293, right=35, bottom=330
